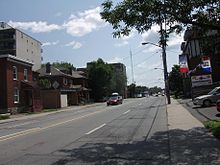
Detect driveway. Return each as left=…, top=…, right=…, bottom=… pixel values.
left=177, top=98, right=220, bottom=123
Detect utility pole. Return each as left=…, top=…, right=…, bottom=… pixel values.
left=159, top=7, right=171, bottom=104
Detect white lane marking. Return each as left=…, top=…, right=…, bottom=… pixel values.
left=86, top=124, right=106, bottom=135
left=0, top=110, right=104, bottom=142
left=123, top=110, right=130, bottom=115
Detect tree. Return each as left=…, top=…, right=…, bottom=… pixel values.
left=168, top=65, right=183, bottom=97
left=127, top=83, right=136, bottom=98
left=101, top=0, right=220, bottom=39
left=42, top=62, right=76, bottom=71
left=88, top=58, right=114, bottom=101
left=149, top=86, right=162, bottom=95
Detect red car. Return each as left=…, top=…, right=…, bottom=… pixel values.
left=107, top=96, right=123, bottom=106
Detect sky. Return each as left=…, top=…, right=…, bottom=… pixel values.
left=1, top=0, right=183, bottom=88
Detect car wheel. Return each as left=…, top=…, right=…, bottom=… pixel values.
left=203, top=100, right=211, bottom=107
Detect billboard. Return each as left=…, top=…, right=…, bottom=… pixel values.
left=191, top=74, right=212, bottom=87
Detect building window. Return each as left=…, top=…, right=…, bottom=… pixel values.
left=24, top=69, right=28, bottom=81
left=69, top=79, right=73, bottom=85
left=14, top=87, right=19, bottom=103
left=13, top=66, right=17, bottom=80
left=63, top=78, right=68, bottom=85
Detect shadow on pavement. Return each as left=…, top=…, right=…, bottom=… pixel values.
left=216, top=113, right=220, bottom=117
left=169, top=127, right=220, bottom=164
left=51, top=127, right=220, bottom=165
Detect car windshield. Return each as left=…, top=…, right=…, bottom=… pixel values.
left=110, top=96, right=118, bottom=100
left=208, top=87, right=219, bottom=95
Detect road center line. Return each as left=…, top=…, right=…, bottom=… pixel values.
left=0, top=127, right=41, bottom=142
left=0, top=110, right=104, bottom=142
left=86, top=124, right=106, bottom=135
left=123, top=110, right=130, bottom=115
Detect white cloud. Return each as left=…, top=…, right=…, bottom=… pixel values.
left=65, top=41, right=82, bottom=49
left=8, top=21, right=61, bottom=33
left=167, top=32, right=184, bottom=47
left=114, top=41, right=129, bottom=47
left=63, top=7, right=106, bottom=37
left=121, top=29, right=136, bottom=40
left=8, top=7, right=108, bottom=37
left=141, top=25, right=160, bottom=42
left=42, top=40, right=60, bottom=47
left=107, top=57, right=123, bottom=63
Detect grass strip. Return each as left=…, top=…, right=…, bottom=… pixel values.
left=205, top=120, right=220, bottom=139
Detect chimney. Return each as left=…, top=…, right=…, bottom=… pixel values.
left=46, top=63, right=51, bottom=74
left=68, top=67, right=73, bottom=75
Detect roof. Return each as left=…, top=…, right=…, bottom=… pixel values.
left=37, top=66, right=85, bottom=79
left=0, top=54, right=33, bottom=66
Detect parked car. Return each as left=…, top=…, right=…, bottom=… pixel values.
left=216, top=100, right=220, bottom=112
left=107, top=96, right=123, bottom=106
left=193, top=87, right=220, bottom=107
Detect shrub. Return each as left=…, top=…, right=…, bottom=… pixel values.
left=205, top=120, right=220, bottom=139
left=0, top=115, right=10, bottom=120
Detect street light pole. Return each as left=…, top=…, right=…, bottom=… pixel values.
left=142, top=40, right=171, bottom=104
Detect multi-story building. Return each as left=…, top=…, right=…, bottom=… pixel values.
left=0, top=22, right=42, bottom=71
left=0, top=55, right=42, bottom=114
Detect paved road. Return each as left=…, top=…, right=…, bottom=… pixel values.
left=0, top=96, right=169, bottom=165
left=178, top=99, right=220, bottom=123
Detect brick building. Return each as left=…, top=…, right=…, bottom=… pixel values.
left=37, top=64, right=90, bottom=108
left=0, top=55, right=42, bottom=114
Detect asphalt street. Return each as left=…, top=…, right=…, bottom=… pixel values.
left=0, top=96, right=169, bottom=165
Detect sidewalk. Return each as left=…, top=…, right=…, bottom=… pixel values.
left=167, top=98, right=220, bottom=164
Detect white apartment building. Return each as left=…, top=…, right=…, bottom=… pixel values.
left=0, top=22, right=42, bottom=71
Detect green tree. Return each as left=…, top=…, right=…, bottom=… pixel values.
left=127, top=83, right=136, bottom=98
left=101, top=0, right=220, bottom=39
left=38, top=79, right=51, bottom=89
left=168, top=65, right=183, bottom=98
left=88, top=58, right=113, bottom=101
left=42, top=62, right=76, bottom=70
left=149, top=86, right=162, bottom=95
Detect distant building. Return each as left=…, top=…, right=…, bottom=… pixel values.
left=0, top=22, right=42, bottom=71
left=109, top=63, right=127, bottom=98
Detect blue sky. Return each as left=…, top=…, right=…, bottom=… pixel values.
left=1, top=0, right=183, bottom=87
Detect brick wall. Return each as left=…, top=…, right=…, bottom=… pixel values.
left=0, top=57, right=33, bottom=113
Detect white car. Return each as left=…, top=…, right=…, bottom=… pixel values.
left=193, top=87, right=220, bottom=107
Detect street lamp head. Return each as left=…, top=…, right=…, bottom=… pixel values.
left=141, top=42, right=161, bottom=48
left=154, top=67, right=164, bottom=70
left=141, top=42, right=150, bottom=45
